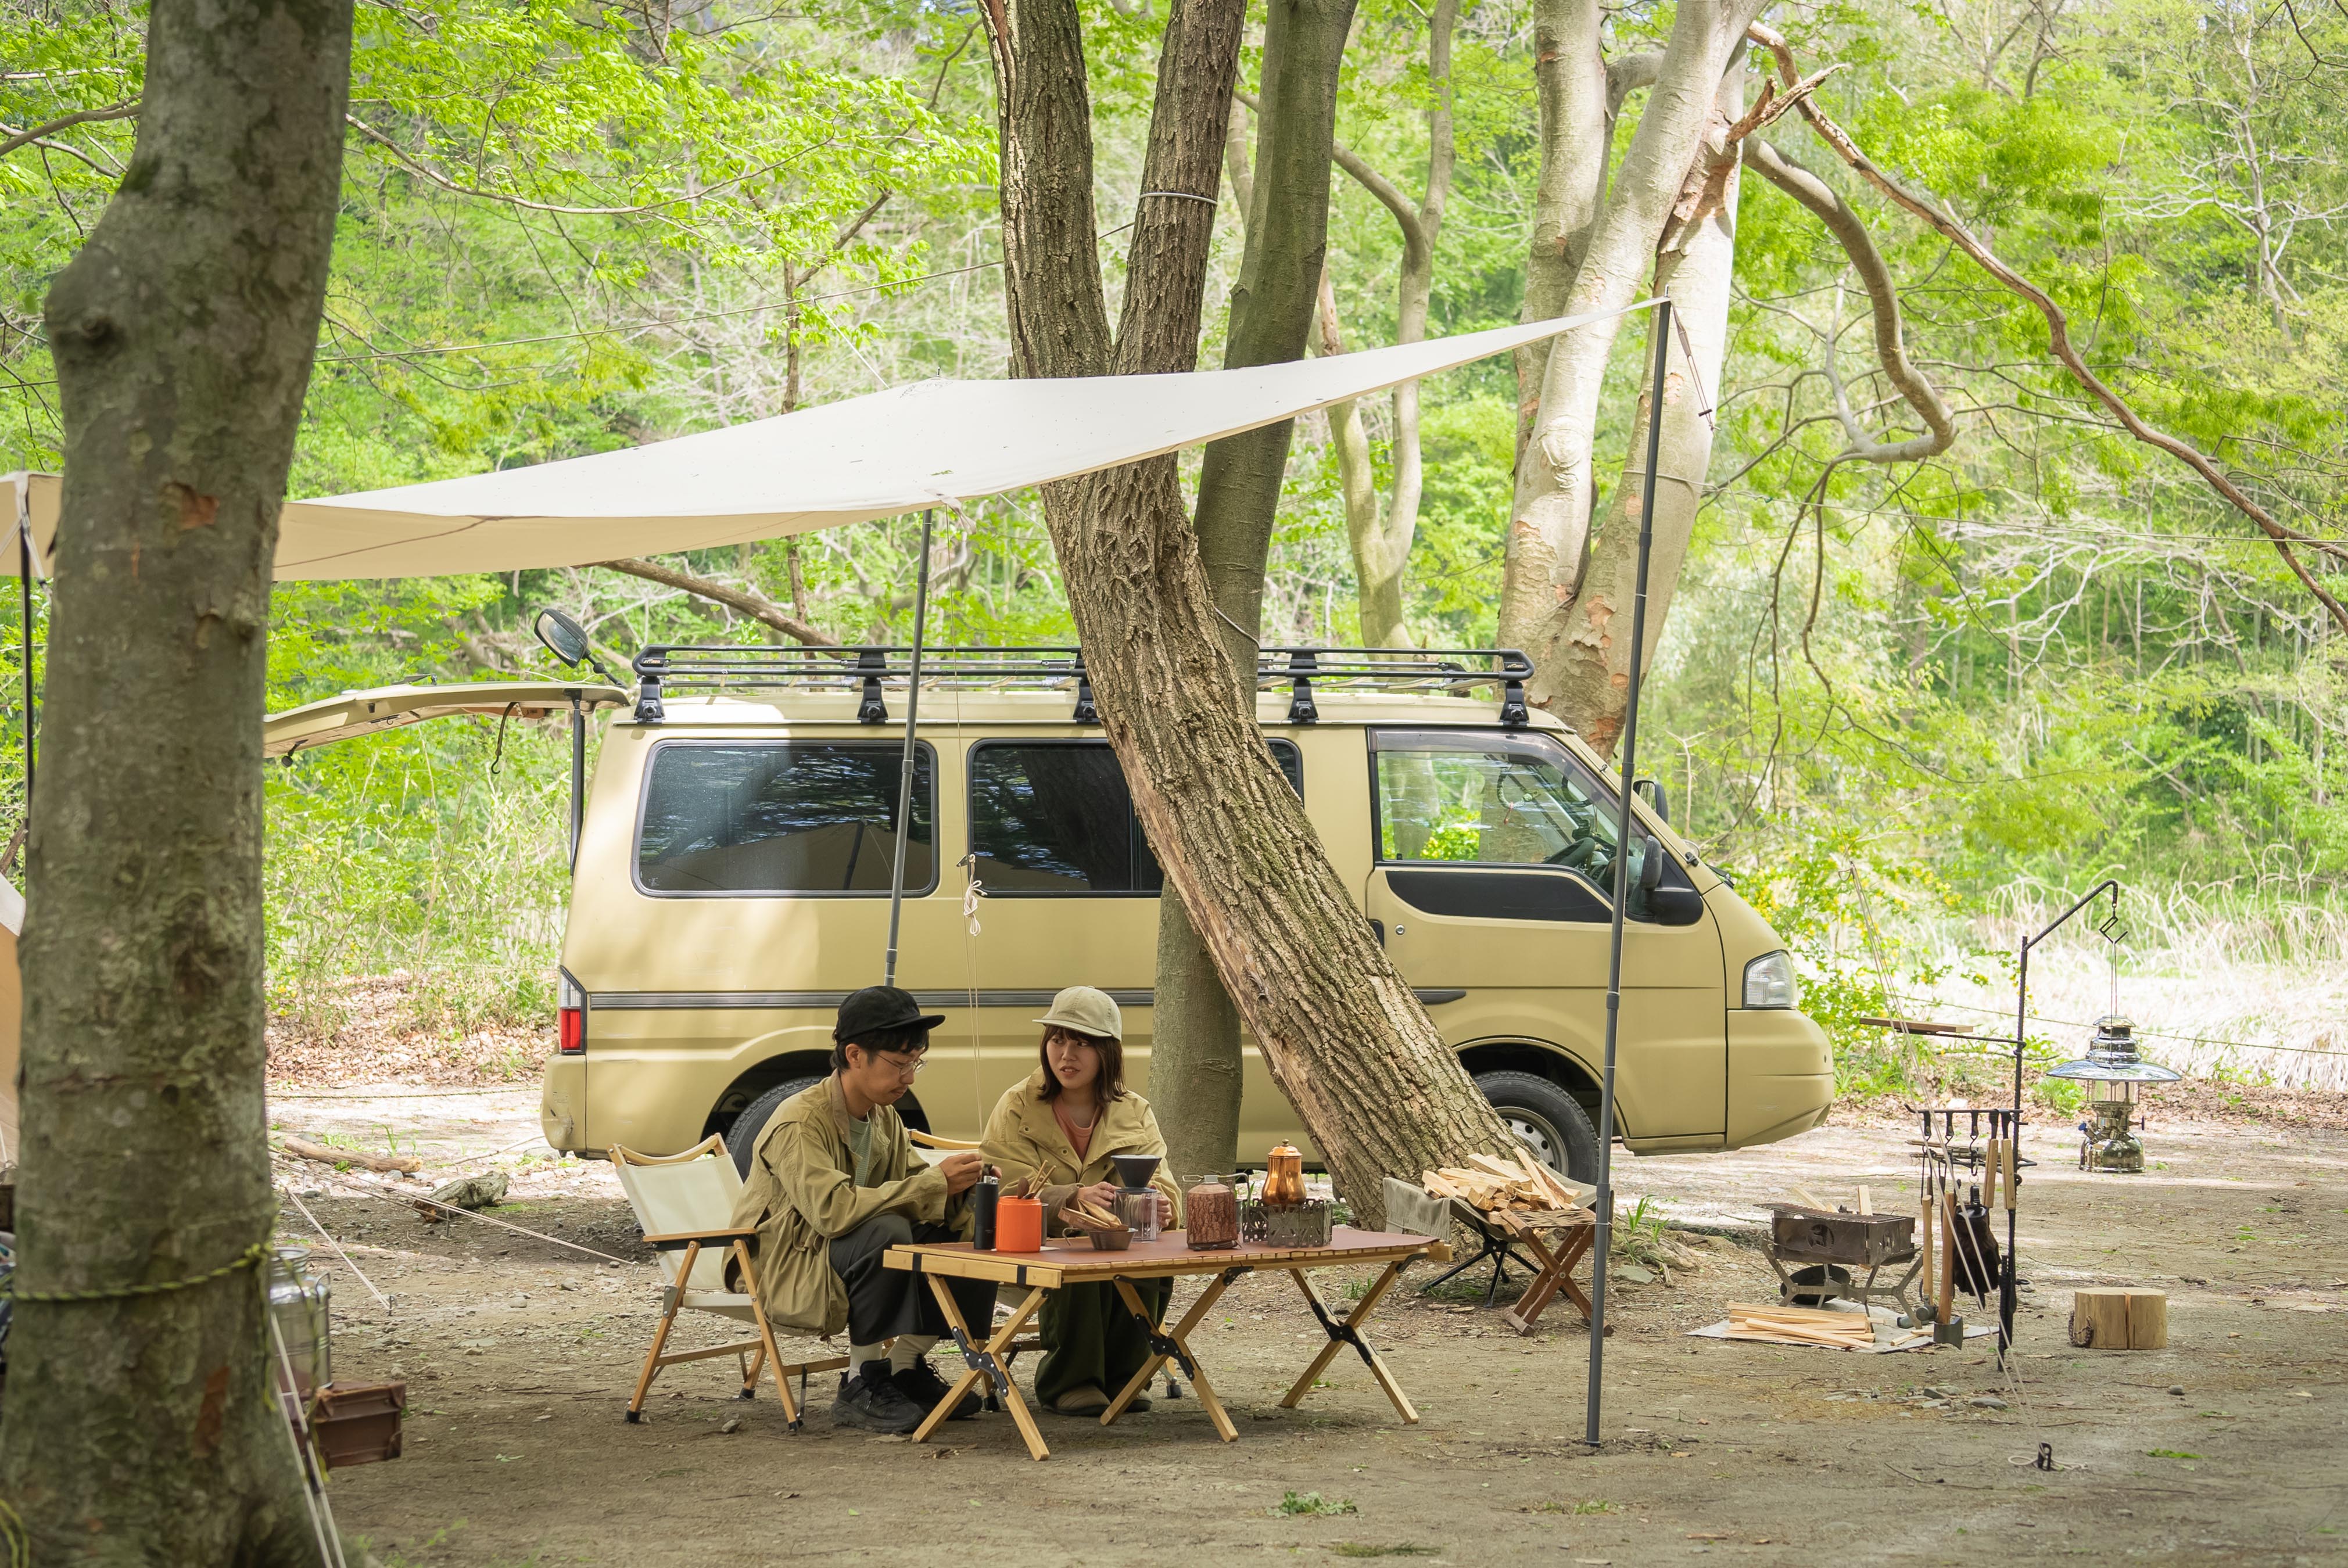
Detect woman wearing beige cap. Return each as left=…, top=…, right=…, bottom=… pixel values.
left=980, top=985, right=1184, bottom=1416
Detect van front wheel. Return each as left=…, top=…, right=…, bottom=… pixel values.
left=727, top=1078, right=823, bottom=1179
left=1473, top=1070, right=1599, bottom=1184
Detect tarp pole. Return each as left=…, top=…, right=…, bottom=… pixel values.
left=567, top=691, right=584, bottom=873
left=1585, top=296, right=1671, bottom=1450
left=883, top=508, right=935, bottom=986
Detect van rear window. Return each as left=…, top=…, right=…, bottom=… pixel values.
left=636, top=742, right=935, bottom=895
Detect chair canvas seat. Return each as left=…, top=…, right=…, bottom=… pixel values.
left=610, top=1135, right=854, bottom=1431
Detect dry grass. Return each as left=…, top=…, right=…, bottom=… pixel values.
left=266, top=972, right=551, bottom=1089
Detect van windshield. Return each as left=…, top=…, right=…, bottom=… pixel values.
left=636, top=742, right=935, bottom=895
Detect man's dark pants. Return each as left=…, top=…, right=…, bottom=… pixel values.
left=829, top=1212, right=998, bottom=1347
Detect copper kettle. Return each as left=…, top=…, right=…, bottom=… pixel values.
left=1263, top=1143, right=1305, bottom=1206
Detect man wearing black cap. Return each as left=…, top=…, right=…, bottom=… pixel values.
left=728, top=985, right=995, bottom=1433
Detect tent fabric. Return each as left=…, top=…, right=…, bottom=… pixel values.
left=7, top=304, right=1642, bottom=583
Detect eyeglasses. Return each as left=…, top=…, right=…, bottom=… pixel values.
left=873, top=1052, right=928, bottom=1079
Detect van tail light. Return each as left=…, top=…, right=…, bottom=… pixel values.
left=557, top=967, right=587, bottom=1054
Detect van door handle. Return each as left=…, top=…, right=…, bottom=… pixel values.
left=1368, top=919, right=1385, bottom=947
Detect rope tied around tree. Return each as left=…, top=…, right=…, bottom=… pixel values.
left=0, top=1239, right=272, bottom=1304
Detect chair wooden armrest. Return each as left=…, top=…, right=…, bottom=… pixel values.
left=641, top=1226, right=759, bottom=1250
left=908, top=1130, right=981, bottom=1150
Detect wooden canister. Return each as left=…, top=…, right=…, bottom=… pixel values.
left=1185, top=1176, right=1238, bottom=1250
left=1264, top=1144, right=1305, bottom=1207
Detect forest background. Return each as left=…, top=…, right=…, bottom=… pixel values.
left=4, top=0, right=2343, bottom=1103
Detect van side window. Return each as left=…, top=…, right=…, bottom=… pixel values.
left=636, top=742, right=935, bottom=896
left=970, top=739, right=1302, bottom=896
left=1371, top=732, right=1621, bottom=881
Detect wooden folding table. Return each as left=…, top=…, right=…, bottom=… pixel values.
left=884, top=1226, right=1447, bottom=1461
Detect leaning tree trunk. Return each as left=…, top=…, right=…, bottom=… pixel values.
left=1153, top=0, right=1358, bottom=1183
left=0, top=0, right=353, bottom=1560
left=1523, top=53, right=1748, bottom=747
left=984, top=0, right=1517, bottom=1223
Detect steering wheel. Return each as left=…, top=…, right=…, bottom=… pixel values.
left=1545, top=835, right=1600, bottom=871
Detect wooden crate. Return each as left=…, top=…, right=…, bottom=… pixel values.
left=2068, top=1289, right=2167, bottom=1350
left=311, top=1379, right=405, bottom=1469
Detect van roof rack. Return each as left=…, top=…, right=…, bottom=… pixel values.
left=628, top=642, right=1533, bottom=727
left=1254, top=647, right=1532, bottom=726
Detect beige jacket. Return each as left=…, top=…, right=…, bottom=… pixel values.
left=728, top=1077, right=970, bottom=1336
left=980, top=1069, right=1184, bottom=1235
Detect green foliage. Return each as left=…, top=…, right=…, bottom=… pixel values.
left=1274, top=1491, right=1358, bottom=1517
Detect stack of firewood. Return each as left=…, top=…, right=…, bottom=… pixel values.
left=1723, top=1302, right=1883, bottom=1349
left=1422, top=1151, right=1590, bottom=1221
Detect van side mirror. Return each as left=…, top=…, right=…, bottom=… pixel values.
left=1639, top=834, right=1665, bottom=892
left=535, top=608, right=592, bottom=667
left=1633, top=777, right=1669, bottom=824
left=1647, top=885, right=1704, bottom=926
left=534, top=607, right=621, bottom=686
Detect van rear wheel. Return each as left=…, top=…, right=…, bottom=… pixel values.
left=727, top=1078, right=822, bottom=1179
left=1473, top=1070, right=1599, bottom=1184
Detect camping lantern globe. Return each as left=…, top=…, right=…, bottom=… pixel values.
left=2045, top=1016, right=2180, bottom=1174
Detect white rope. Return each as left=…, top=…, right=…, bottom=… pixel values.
left=281, top=1186, right=390, bottom=1309
left=267, top=1311, right=348, bottom=1568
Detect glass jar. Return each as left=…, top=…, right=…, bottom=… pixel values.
left=1117, top=1187, right=1163, bottom=1243
left=1183, top=1174, right=1239, bottom=1250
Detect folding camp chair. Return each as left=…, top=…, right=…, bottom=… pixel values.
left=611, top=1136, right=850, bottom=1432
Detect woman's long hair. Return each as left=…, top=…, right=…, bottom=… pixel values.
left=1037, top=1027, right=1125, bottom=1103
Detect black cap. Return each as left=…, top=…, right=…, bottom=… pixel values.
left=832, top=984, right=945, bottom=1042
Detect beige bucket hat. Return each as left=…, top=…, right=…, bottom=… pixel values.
left=1034, top=985, right=1123, bottom=1042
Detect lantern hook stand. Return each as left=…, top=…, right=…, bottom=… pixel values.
left=1999, top=879, right=2125, bottom=1349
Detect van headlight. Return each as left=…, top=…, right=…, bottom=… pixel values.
left=1743, top=950, right=1797, bottom=1009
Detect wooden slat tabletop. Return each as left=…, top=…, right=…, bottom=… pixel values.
left=882, top=1225, right=1442, bottom=1287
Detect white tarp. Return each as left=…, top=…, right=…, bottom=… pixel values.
left=6, top=306, right=1640, bottom=582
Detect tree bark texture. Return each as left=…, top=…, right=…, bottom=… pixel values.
left=0, top=0, right=354, bottom=1560
left=1528, top=55, right=1748, bottom=747
left=1500, top=0, right=1770, bottom=655
left=984, top=0, right=1519, bottom=1223
left=1153, top=0, right=1357, bottom=1182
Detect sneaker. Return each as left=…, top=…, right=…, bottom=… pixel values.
left=892, top=1357, right=979, bottom=1422
left=832, top=1360, right=925, bottom=1434
left=1048, top=1383, right=1110, bottom=1416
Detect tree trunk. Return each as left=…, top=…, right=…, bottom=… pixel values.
left=1525, top=54, right=1747, bottom=747
left=1321, top=0, right=1457, bottom=650
left=0, top=0, right=354, bottom=1560
left=1152, top=0, right=1357, bottom=1182
left=1316, top=277, right=1403, bottom=647
left=1511, top=0, right=1609, bottom=467
left=1500, top=0, right=1768, bottom=652
left=984, top=0, right=1518, bottom=1223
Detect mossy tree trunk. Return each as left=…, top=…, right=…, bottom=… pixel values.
left=983, top=0, right=1518, bottom=1224
left=0, top=0, right=354, bottom=1558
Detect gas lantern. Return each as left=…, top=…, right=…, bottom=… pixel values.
left=2044, top=1015, right=2179, bottom=1174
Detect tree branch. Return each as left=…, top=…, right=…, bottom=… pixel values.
left=1749, top=21, right=2348, bottom=636
left=346, top=114, right=788, bottom=216
left=1743, top=137, right=1954, bottom=463
left=0, top=98, right=139, bottom=159
left=596, top=557, right=843, bottom=647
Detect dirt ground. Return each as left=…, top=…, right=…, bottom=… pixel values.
left=272, top=1086, right=2348, bottom=1567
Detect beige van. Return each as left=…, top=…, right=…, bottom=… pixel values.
left=266, top=645, right=1833, bottom=1182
